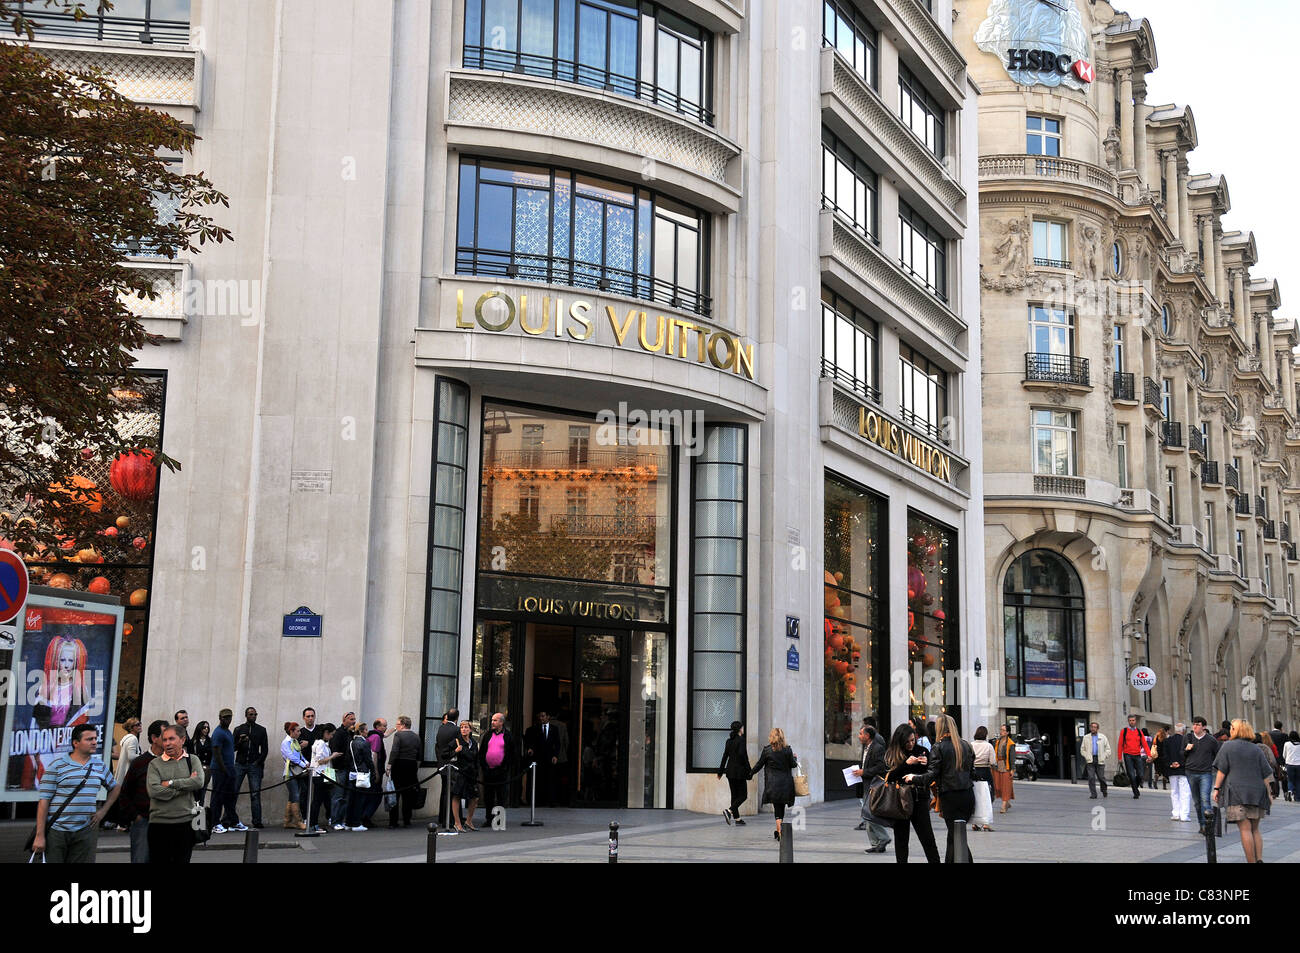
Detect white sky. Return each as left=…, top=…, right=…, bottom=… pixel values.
left=1131, top=0, right=1299, bottom=304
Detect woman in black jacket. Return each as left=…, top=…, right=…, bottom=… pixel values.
left=717, top=721, right=751, bottom=825
left=749, top=727, right=797, bottom=841
left=883, top=723, right=941, bottom=864
left=191, top=721, right=212, bottom=806
left=932, top=714, right=975, bottom=863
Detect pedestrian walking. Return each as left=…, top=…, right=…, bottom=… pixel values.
left=307, top=723, right=336, bottom=833
left=931, top=714, right=975, bottom=863
left=748, top=727, right=797, bottom=841
left=32, top=724, right=123, bottom=862
left=387, top=716, right=421, bottom=828
left=479, top=712, right=515, bottom=824
left=281, top=722, right=309, bottom=830
left=146, top=725, right=205, bottom=864
left=190, top=720, right=212, bottom=805
left=1118, top=714, right=1152, bottom=798
left=882, top=722, right=940, bottom=864
left=1255, top=732, right=1280, bottom=801
left=856, top=724, right=892, bottom=851
left=717, top=720, right=750, bottom=825
left=232, top=706, right=268, bottom=828
left=1212, top=719, right=1276, bottom=863
left=208, top=709, right=244, bottom=833
left=1283, top=731, right=1300, bottom=804
left=451, top=720, right=480, bottom=832
left=119, top=719, right=168, bottom=863
left=1079, top=721, right=1110, bottom=799
left=1152, top=728, right=1170, bottom=787
left=1165, top=722, right=1190, bottom=822
left=993, top=723, right=1015, bottom=813
left=1182, top=716, right=1220, bottom=833
left=970, top=725, right=995, bottom=831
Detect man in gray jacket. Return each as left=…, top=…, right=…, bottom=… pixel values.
left=851, top=722, right=891, bottom=853
left=1079, top=722, right=1111, bottom=798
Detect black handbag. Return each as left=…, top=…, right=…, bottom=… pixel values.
left=868, top=779, right=914, bottom=821
left=23, top=762, right=95, bottom=853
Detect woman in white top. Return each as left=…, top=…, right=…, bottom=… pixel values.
left=306, top=723, right=336, bottom=834
left=1284, top=731, right=1300, bottom=804
left=970, top=725, right=997, bottom=831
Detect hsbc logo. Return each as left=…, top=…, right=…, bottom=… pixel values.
left=1006, top=49, right=1094, bottom=84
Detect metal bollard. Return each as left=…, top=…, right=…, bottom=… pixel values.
left=426, top=821, right=438, bottom=864
left=241, top=828, right=258, bottom=864
left=608, top=821, right=619, bottom=863
left=778, top=824, right=793, bottom=863
left=1214, top=804, right=1224, bottom=838
left=522, top=762, right=543, bottom=827
left=1204, top=812, right=1217, bottom=864
left=953, top=819, right=970, bottom=863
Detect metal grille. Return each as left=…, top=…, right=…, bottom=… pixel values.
left=1235, top=495, right=1251, bottom=516
left=1256, top=495, right=1267, bottom=519
left=1225, top=464, right=1240, bottom=491
left=1025, top=352, right=1089, bottom=386
left=821, top=360, right=881, bottom=405
left=1143, top=377, right=1161, bottom=412
left=1160, top=421, right=1183, bottom=448
left=41, top=47, right=195, bottom=104
left=447, top=76, right=734, bottom=184
left=1264, top=520, right=1277, bottom=540
left=1187, top=426, right=1205, bottom=455
left=831, top=387, right=864, bottom=434
left=120, top=265, right=184, bottom=319
left=1113, top=372, right=1135, bottom=401
left=1201, top=461, right=1220, bottom=485
left=1033, top=257, right=1071, bottom=269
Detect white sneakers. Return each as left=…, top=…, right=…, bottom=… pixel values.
left=349, top=825, right=368, bottom=832
left=231, top=823, right=249, bottom=832
left=211, top=824, right=227, bottom=834
left=333, top=823, right=346, bottom=831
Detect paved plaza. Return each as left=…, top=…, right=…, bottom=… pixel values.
left=6, top=778, right=1298, bottom=863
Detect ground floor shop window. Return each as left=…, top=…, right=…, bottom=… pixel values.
left=1002, top=549, right=1086, bottom=698
left=907, top=511, right=958, bottom=721
left=823, top=473, right=884, bottom=795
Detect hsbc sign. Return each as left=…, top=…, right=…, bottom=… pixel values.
left=974, top=0, right=1095, bottom=92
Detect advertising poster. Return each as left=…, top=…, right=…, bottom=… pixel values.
left=1, top=589, right=122, bottom=800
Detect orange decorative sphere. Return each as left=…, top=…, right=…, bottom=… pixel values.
left=88, top=577, right=111, bottom=594
left=47, top=573, right=74, bottom=589
left=129, top=588, right=148, bottom=606
left=109, top=451, right=158, bottom=502
left=116, top=516, right=130, bottom=530
left=48, top=475, right=103, bottom=512
left=123, top=623, right=133, bottom=636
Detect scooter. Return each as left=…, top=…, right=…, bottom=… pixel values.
left=1014, top=735, right=1047, bottom=780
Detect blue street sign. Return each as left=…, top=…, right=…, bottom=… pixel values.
left=283, top=606, right=322, bottom=638
left=785, top=615, right=800, bottom=639
left=786, top=645, right=800, bottom=671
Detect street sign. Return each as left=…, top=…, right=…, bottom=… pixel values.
left=1129, top=666, right=1157, bottom=691
left=282, top=606, right=322, bottom=638
left=786, top=644, right=800, bottom=671
left=785, top=615, right=800, bottom=639
left=0, top=549, right=29, bottom=625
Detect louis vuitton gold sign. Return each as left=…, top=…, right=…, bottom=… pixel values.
left=455, top=289, right=756, bottom=381
left=858, top=407, right=953, bottom=483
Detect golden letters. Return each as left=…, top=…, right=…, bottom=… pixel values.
left=858, top=407, right=953, bottom=483
left=515, top=595, right=636, bottom=621
left=455, top=288, right=756, bottom=380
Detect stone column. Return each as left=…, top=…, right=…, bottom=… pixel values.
left=1119, top=69, right=1135, bottom=170
left=1213, top=231, right=1227, bottom=307
left=1199, top=215, right=1216, bottom=296
left=1259, top=314, right=1274, bottom=383
left=1285, top=351, right=1297, bottom=416
left=1179, top=166, right=1194, bottom=254
left=1163, top=150, right=1181, bottom=241
left=1233, top=268, right=1247, bottom=340
left=1134, top=89, right=1150, bottom=187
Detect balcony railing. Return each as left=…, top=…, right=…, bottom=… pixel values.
left=1113, top=372, right=1135, bottom=401
left=549, top=514, right=666, bottom=537
left=1235, top=495, right=1251, bottom=516
left=821, top=360, right=882, bottom=405
left=12, top=2, right=190, bottom=44
left=1264, top=521, right=1277, bottom=540
left=1288, top=543, right=1298, bottom=562
left=1160, top=421, right=1184, bottom=448
left=1283, top=523, right=1292, bottom=543
left=487, top=448, right=662, bottom=470
left=1187, top=427, right=1205, bottom=456
left=1225, top=464, right=1240, bottom=491
left=898, top=407, right=951, bottom=445
left=1143, top=377, right=1161, bottom=412
left=455, top=248, right=710, bottom=317
left=1201, top=461, right=1220, bottom=485
left=1256, top=496, right=1267, bottom=519
left=977, top=154, right=1118, bottom=196
left=1025, top=352, right=1090, bottom=386
left=1033, top=474, right=1086, bottom=497
left=462, top=46, right=714, bottom=126
left=1033, top=257, right=1072, bottom=269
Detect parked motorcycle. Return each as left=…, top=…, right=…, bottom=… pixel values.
left=1014, top=735, right=1047, bottom=780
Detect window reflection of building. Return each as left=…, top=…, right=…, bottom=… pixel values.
left=1002, top=550, right=1086, bottom=699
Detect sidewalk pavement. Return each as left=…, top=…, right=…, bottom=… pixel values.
left=4, top=778, right=1298, bottom=862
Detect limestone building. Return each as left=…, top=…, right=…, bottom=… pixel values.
left=954, top=0, right=1299, bottom=767
left=8, top=0, right=984, bottom=808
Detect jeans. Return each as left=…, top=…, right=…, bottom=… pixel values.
left=46, top=824, right=98, bottom=863
left=1187, top=770, right=1214, bottom=823
left=128, top=815, right=150, bottom=863
left=285, top=774, right=300, bottom=808
left=1123, top=754, right=1146, bottom=795
left=232, top=762, right=264, bottom=826
left=860, top=788, right=892, bottom=847
left=211, top=770, right=239, bottom=826
left=345, top=780, right=369, bottom=827
left=1287, top=765, right=1300, bottom=800
left=1084, top=760, right=1108, bottom=797
left=330, top=777, right=350, bottom=826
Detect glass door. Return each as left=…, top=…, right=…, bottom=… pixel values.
left=575, top=629, right=623, bottom=805
left=470, top=619, right=517, bottom=735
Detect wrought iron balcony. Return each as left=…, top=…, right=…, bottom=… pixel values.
left=1143, top=377, right=1161, bottom=412
left=1288, top=542, right=1298, bottom=562
left=1283, top=523, right=1293, bottom=543
left=1025, top=352, right=1090, bottom=387
left=1160, top=421, right=1183, bottom=448
left=1235, top=495, right=1251, bottom=516
left=1200, top=461, right=1220, bottom=485
left=549, top=514, right=666, bottom=537
left=1225, top=464, right=1240, bottom=491
left=11, top=1, right=190, bottom=43
left=1187, top=426, right=1205, bottom=456
left=488, top=448, right=662, bottom=470
left=1112, top=371, right=1135, bottom=401
left=1264, top=521, right=1277, bottom=540
left=1256, top=495, right=1267, bottom=519
left=1033, top=257, right=1072, bottom=269
left=821, top=359, right=882, bottom=405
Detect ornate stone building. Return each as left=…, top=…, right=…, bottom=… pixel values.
left=955, top=0, right=1299, bottom=764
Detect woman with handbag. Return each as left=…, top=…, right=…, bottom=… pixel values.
left=970, top=726, right=995, bottom=831
left=146, top=725, right=205, bottom=864
left=346, top=727, right=375, bottom=831
left=932, top=715, right=976, bottom=863
left=993, top=723, right=1015, bottom=814
left=879, top=723, right=941, bottom=864
left=749, top=728, right=797, bottom=841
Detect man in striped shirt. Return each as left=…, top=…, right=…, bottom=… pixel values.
left=34, top=724, right=123, bottom=862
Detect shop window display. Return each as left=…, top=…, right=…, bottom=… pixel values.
left=906, top=511, right=957, bottom=721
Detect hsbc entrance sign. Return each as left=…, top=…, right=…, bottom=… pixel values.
left=974, top=0, right=1095, bottom=91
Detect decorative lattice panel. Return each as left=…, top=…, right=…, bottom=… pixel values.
left=449, top=77, right=734, bottom=184
left=121, top=266, right=183, bottom=319
left=43, top=48, right=194, bottom=104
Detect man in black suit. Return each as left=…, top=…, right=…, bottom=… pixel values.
left=523, top=710, right=560, bottom=807
left=232, top=706, right=269, bottom=828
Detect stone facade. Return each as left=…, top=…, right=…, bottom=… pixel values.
left=955, top=0, right=1299, bottom=753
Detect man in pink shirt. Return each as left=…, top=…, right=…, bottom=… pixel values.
left=480, top=712, right=515, bottom=825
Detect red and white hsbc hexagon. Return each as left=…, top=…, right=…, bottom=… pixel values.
left=1073, top=59, right=1095, bottom=83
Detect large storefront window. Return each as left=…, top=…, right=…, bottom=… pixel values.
left=1002, top=550, right=1086, bottom=698
left=823, top=473, right=885, bottom=792
left=456, top=158, right=711, bottom=316
left=907, top=511, right=958, bottom=721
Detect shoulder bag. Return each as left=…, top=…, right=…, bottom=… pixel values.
left=868, top=776, right=914, bottom=821
left=23, top=762, right=94, bottom=854
left=792, top=754, right=810, bottom=797
left=350, top=743, right=371, bottom=789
